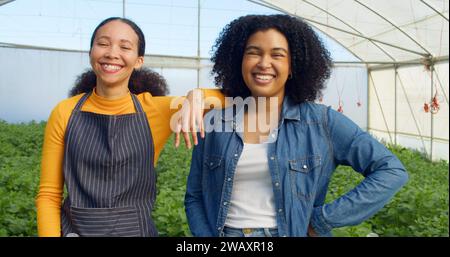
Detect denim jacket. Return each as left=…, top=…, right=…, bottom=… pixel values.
left=185, top=96, right=408, bottom=237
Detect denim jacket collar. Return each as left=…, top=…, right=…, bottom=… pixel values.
left=280, top=96, right=301, bottom=122
left=220, top=95, right=301, bottom=125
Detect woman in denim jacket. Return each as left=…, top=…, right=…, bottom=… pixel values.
left=185, top=14, right=408, bottom=237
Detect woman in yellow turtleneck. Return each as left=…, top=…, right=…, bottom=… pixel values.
left=36, top=17, right=222, bottom=237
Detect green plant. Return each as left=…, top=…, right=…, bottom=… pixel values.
left=0, top=120, right=448, bottom=237
left=152, top=136, right=193, bottom=236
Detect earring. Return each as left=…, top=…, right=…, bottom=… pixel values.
left=288, top=73, right=293, bottom=79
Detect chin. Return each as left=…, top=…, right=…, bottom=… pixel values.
left=249, top=89, right=276, bottom=98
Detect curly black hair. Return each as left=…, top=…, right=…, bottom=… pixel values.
left=211, top=14, right=332, bottom=103
left=69, top=67, right=169, bottom=97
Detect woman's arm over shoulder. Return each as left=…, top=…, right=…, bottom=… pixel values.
left=143, top=88, right=225, bottom=116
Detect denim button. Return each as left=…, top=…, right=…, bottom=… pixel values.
left=270, top=156, right=275, bottom=160
left=234, top=154, right=238, bottom=157
left=243, top=228, right=252, bottom=234
left=278, top=209, right=283, bottom=212
left=275, top=182, right=279, bottom=187
left=223, top=202, right=228, bottom=205
left=303, top=165, right=307, bottom=169
left=227, top=177, right=232, bottom=181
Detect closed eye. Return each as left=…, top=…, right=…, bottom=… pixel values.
left=245, top=51, right=259, bottom=55
left=272, top=51, right=287, bottom=58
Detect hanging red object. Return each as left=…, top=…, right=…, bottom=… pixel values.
left=337, top=101, right=344, bottom=113
left=423, top=102, right=430, bottom=113
left=430, top=92, right=440, bottom=114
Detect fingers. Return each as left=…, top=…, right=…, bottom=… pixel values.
left=183, top=132, right=191, bottom=149
left=174, top=122, right=181, bottom=148
left=179, top=98, right=194, bottom=149
left=200, top=120, right=205, bottom=139
left=195, top=89, right=205, bottom=139
left=176, top=88, right=206, bottom=149
left=191, top=126, right=198, bottom=146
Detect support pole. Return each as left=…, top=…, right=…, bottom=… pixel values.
left=397, top=73, right=428, bottom=157
left=123, top=0, right=126, bottom=18
left=367, top=67, right=370, bottom=132
left=369, top=73, right=394, bottom=144
left=196, top=0, right=201, bottom=88
left=430, top=64, right=434, bottom=160
left=394, top=65, right=398, bottom=145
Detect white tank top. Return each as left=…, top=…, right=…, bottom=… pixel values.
left=224, top=142, right=277, bottom=228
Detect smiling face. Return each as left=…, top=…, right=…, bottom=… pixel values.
left=89, top=20, right=144, bottom=90
left=241, top=28, right=291, bottom=101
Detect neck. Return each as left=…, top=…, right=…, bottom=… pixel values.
left=252, top=95, right=284, bottom=117
left=244, top=95, right=283, bottom=138
left=95, top=82, right=130, bottom=100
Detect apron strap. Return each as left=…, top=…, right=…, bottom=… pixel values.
left=74, top=91, right=92, bottom=111
left=130, top=94, right=145, bottom=114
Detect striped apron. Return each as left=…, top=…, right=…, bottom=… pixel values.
left=60, top=92, right=157, bottom=237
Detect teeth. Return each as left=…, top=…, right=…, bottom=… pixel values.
left=102, top=64, right=121, bottom=71
left=255, top=74, right=274, bottom=81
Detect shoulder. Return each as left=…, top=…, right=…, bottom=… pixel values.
left=47, top=93, right=85, bottom=126
left=49, top=93, right=83, bottom=117
left=136, top=92, right=180, bottom=108
left=55, top=93, right=85, bottom=111
left=44, top=93, right=85, bottom=140
left=296, top=102, right=331, bottom=124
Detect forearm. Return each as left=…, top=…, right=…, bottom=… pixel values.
left=313, top=107, right=409, bottom=235
left=36, top=193, right=62, bottom=237
left=310, top=162, right=408, bottom=234
left=36, top=110, right=65, bottom=237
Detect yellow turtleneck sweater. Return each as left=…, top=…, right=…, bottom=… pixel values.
left=36, top=89, right=223, bottom=237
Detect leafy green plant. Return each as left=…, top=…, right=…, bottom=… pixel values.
left=0, top=120, right=44, bottom=236
left=153, top=136, right=193, bottom=236
left=0, top=120, right=448, bottom=237
left=326, top=144, right=449, bottom=237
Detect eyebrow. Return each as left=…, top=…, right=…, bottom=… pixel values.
left=245, top=45, right=289, bottom=54
left=96, top=36, right=134, bottom=45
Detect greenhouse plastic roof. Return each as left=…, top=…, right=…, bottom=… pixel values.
left=250, top=0, right=449, bottom=66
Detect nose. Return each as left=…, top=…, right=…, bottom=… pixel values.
left=104, top=45, right=120, bottom=59
left=257, top=55, right=272, bottom=69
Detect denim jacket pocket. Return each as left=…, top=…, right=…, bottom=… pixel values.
left=205, top=155, right=223, bottom=170
left=289, top=155, right=321, bottom=200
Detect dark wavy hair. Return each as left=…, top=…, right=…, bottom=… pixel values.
left=69, top=67, right=169, bottom=97
left=69, top=17, right=168, bottom=96
left=211, top=14, right=332, bottom=103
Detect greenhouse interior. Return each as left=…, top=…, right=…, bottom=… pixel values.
left=0, top=0, right=448, bottom=237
